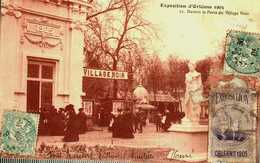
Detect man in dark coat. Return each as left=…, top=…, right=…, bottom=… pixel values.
left=121, top=108, right=134, bottom=138
left=138, top=110, right=146, bottom=133
left=77, top=108, right=88, bottom=134
left=112, top=109, right=123, bottom=138
left=50, top=107, right=65, bottom=136
left=163, top=109, right=171, bottom=132
left=57, top=108, right=66, bottom=135
left=154, top=112, right=162, bottom=132
left=39, top=107, right=48, bottom=135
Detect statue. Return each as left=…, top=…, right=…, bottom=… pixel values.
left=182, top=62, right=204, bottom=124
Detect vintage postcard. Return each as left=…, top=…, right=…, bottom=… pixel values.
left=209, top=88, right=257, bottom=163
left=1, top=0, right=260, bottom=163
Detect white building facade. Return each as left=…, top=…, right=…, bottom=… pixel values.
left=0, top=0, right=89, bottom=118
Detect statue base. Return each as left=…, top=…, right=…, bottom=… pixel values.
left=167, top=119, right=208, bottom=162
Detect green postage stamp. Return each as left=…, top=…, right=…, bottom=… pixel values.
left=224, top=30, right=260, bottom=76
left=208, top=88, right=257, bottom=163
left=1, top=111, right=39, bottom=155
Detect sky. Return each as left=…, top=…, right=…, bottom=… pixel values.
left=143, top=0, right=260, bottom=61
left=96, top=0, right=260, bottom=62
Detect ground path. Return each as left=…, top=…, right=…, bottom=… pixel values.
left=36, top=124, right=207, bottom=163
left=38, top=124, right=175, bottom=148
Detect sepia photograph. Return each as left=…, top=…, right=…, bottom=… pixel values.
left=1, top=0, right=260, bottom=163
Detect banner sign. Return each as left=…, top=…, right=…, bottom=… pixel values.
left=84, top=68, right=128, bottom=80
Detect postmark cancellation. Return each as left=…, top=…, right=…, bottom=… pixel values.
left=224, top=30, right=260, bottom=76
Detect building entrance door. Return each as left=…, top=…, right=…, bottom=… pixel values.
left=27, top=61, right=54, bottom=113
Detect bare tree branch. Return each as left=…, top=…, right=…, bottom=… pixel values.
left=87, top=1, right=123, bottom=20
left=85, top=0, right=157, bottom=98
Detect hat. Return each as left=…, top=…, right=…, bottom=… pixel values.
left=79, top=108, right=84, bottom=111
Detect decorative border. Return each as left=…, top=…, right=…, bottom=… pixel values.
left=1, top=4, right=22, bottom=18
left=20, top=17, right=64, bottom=50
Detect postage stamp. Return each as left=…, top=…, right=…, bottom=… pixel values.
left=208, top=88, right=257, bottom=163
left=224, top=30, right=260, bottom=76
left=1, top=111, right=39, bottom=155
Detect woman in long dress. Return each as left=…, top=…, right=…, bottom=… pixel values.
left=63, top=104, right=80, bottom=142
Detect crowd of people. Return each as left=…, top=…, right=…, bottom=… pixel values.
left=109, top=108, right=135, bottom=138
left=109, top=108, right=175, bottom=139
left=154, top=109, right=172, bottom=132
left=38, top=104, right=88, bottom=142
left=38, top=104, right=184, bottom=141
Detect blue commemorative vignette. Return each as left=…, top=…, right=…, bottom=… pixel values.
left=224, top=30, right=260, bottom=76
left=0, top=111, right=39, bottom=155
left=208, top=88, right=257, bottom=163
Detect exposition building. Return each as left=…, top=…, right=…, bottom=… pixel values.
left=0, top=0, right=89, bottom=120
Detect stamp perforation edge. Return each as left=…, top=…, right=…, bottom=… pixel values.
left=223, top=29, right=260, bottom=77
left=0, top=109, right=40, bottom=156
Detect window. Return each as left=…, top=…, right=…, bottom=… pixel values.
left=27, top=61, right=55, bottom=113
left=28, top=64, right=39, bottom=78
left=42, top=65, right=53, bottom=79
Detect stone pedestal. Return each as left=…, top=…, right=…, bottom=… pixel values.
left=167, top=121, right=208, bottom=162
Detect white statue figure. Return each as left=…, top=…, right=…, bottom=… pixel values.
left=182, top=62, right=204, bottom=124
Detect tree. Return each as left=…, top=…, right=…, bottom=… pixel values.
left=143, top=54, right=166, bottom=101
left=167, top=55, right=189, bottom=98
left=195, top=58, right=212, bottom=96
left=85, top=0, right=155, bottom=98
left=196, top=58, right=211, bottom=83
left=120, top=50, right=146, bottom=98
left=87, top=0, right=123, bottom=21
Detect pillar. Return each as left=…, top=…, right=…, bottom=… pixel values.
left=68, top=22, right=85, bottom=110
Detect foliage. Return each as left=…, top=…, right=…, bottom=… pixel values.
left=143, top=55, right=166, bottom=96
left=166, top=55, right=189, bottom=97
